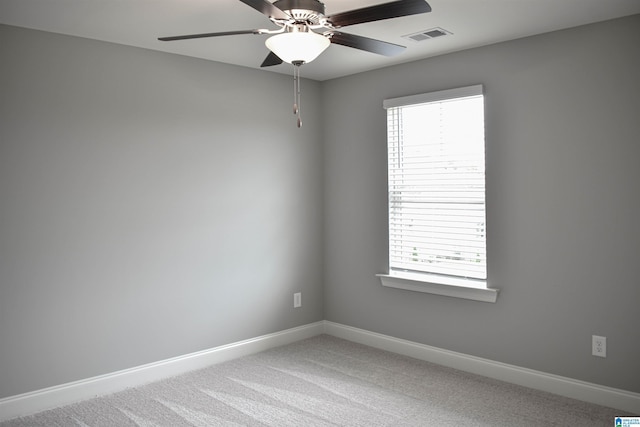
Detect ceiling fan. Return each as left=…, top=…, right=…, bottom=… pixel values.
left=159, top=0, right=433, bottom=127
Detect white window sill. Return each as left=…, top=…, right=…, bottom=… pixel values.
left=377, top=272, right=499, bottom=303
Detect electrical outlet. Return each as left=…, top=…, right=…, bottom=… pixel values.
left=293, top=292, right=302, bottom=308
left=592, top=335, right=606, bottom=358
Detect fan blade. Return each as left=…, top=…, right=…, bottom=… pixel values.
left=327, top=0, right=431, bottom=28
left=237, top=0, right=291, bottom=20
left=330, top=32, right=405, bottom=56
left=158, top=30, right=262, bottom=41
left=261, top=51, right=283, bottom=67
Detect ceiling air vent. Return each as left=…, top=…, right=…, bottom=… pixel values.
left=403, top=27, right=451, bottom=42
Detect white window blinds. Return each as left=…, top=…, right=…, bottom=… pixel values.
left=384, top=85, right=486, bottom=280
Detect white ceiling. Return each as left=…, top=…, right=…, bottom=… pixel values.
left=1, top=0, right=639, bottom=81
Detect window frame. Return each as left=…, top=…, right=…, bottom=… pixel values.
left=379, top=85, right=498, bottom=303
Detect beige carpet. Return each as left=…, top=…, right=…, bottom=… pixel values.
left=1, top=335, right=630, bottom=426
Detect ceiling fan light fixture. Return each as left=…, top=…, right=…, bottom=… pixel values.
left=265, top=30, right=330, bottom=64
left=158, top=0, right=434, bottom=127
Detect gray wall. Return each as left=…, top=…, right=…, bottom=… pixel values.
left=323, top=14, right=640, bottom=393
left=0, top=24, right=324, bottom=399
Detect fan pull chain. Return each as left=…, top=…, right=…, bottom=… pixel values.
left=293, top=61, right=303, bottom=128
left=293, top=64, right=298, bottom=115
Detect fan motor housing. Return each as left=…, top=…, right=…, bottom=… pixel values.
left=273, top=0, right=326, bottom=18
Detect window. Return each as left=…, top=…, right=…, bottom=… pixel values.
left=378, top=85, right=498, bottom=302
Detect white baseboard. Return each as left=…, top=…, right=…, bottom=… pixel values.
left=2, top=320, right=637, bottom=422
left=323, top=321, right=640, bottom=413
left=0, top=321, right=324, bottom=422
